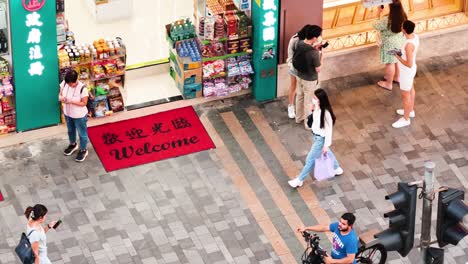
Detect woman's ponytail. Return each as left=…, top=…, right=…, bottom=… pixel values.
left=24, top=204, right=48, bottom=221
left=24, top=206, right=33, bottom=219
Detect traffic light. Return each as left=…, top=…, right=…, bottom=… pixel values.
left=436, top=188, right=468, bottom=247
left=374, top=182, right=417, bottom=257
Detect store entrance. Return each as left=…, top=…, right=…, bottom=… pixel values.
left=64, top=0, right=194, bottom=108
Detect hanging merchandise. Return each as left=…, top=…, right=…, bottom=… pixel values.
left=58, top=37, right=126, bottom=119
left=0, top=58, right=16, bottom=134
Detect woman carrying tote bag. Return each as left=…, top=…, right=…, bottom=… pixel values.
left=288, top=89, right=344, bottom=188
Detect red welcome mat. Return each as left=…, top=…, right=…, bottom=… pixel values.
left=88, top=106, right=215, bottom=172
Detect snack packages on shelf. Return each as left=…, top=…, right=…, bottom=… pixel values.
left=206, top=0, right=224, bottom=15
left=203, top=17, right=215, bottom=40
left=92, top=63, right=106, bottom=80
left=203, top=59, right=225, bottom=78
left=214, top=77, right=229, bottom=97
left=238, top=60, right=254, bottom=75
left=203, top=80, right=215, bottom=97
left=0, top=76, right=14, bottom=97
left=201, top=41, right=225, bottom=58
left=225, top=11, right=239, bottom=38
left=226, top=58, right=240, bottom=77
left=225, top=57, right=253, bottom=77
left=93, top=95, right=110, bottom=118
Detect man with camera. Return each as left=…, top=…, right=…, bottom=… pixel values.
left=297, top=212, right=358, bottom=264
left=292, top=25, right=327, bottom=130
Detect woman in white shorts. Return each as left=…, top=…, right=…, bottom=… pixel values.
left=392, top=20, right=419, bottom=128
left=286, top=25, right=311, bottom=119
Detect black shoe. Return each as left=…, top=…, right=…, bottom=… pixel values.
left=75, top=149, right=88, bottom=162
left=64, top=143, right=78, bottom=156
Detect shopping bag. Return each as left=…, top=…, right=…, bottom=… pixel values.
left=314, top=153, right=335, bottom=181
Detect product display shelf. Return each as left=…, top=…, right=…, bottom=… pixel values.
left=58, top=38, right=127, bottom=118
left=0, top=65, right=16, bottom=134
left=200, top=33, right=252, bottom=45
left=91, top=72, right=125, bottom=82
left=202, top=51, right=249, bottom=62
left=203, top=72, right=226, bottom=79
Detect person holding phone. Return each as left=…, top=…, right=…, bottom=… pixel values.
left=288, top=88, right=343, bottom=188
left=59, top=70, right=89, bottom=162
left=24, top=204, right=59, bottom=264
left=373, top=1, right=407, bottom=91
left=391, top=20, right=419, bottom=128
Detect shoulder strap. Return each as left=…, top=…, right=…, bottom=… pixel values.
left=27, top=229, right=35, bottom=237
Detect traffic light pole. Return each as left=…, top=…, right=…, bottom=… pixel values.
left=421, top=161, right=436, bottom=263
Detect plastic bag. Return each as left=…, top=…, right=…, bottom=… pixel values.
left=314, top=153, right=335, bottom=181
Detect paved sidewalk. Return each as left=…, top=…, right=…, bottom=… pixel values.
left=0, top=51, right=467, bottom=264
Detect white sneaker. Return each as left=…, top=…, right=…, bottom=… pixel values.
left=288, top=178, right=303, bottom=188
left=396, top=109, right=415, bottom=118
left=392, top=117, right=411, bottom=128
left=288, top=105, right=296, bottom=119
left=334, top=167, right=344, bottom=176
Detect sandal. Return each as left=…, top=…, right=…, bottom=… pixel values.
left=383, top=78, right=399, bottom=84
left=376, top=81, right=392, bottom=91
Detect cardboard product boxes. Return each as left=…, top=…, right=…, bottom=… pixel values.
left=170, top=46, right=203, bottom=99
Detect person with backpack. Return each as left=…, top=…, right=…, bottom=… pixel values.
left=292, top=25, right=325, bottom=129
left=286, top=24, right=312, bottom=119
left=24, top=204, right=58, bottom=264
left=59, top=69, right=89, bottom=162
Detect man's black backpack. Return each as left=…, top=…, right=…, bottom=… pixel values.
left=292, top=43, right=313, bottom=74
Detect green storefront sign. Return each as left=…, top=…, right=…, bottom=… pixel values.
left=10, top=0, right=59, bottom=131
left=251, top=0, right=279, bottom=101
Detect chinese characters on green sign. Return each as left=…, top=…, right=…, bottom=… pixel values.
left=10, top=0, right=60, bottom=131
left=252, top=0, right=278, bottom=101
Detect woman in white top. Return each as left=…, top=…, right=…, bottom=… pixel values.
left=286, top=25, right=312, bottom=119
left=59, top=70, right=89, bottom=162
left=25, top=204, right=58, bottom=264
left=392, top=20, right=419, bottom=128
left=288, top=88, right=343, bottom=188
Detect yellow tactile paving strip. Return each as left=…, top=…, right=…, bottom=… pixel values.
left=200, top=114, right=297, bottom=263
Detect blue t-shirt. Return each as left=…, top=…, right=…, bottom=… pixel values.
left=329, top=222, right=358, bottom=264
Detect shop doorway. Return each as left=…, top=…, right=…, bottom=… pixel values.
left=65, top=0, right=194, bottom=108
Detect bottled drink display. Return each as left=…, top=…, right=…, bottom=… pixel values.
left=170, top=18, right=196, bottom=42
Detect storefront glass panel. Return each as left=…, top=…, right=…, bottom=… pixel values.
left=323, top=0, right=467, bottom=50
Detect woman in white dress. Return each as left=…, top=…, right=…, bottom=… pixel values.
left=392, top=20, right=419, bottom=128
left=25, top=204, right=58, bottom=264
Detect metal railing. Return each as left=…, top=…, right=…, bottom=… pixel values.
left=326, top=12, right=468, bottom=51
